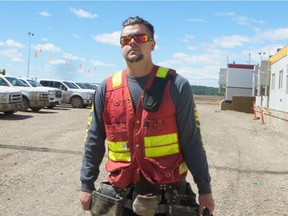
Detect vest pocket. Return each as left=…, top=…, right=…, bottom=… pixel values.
left=168, top=183, right=199, bottom=216
left=106, top=130, right=130, bottom=163
left=90, top=187, right=124, bottom=216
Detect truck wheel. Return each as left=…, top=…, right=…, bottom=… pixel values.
left=31, top=107, right=41, bottom=112
left=71, top=96, right=83, bottom=108
left=20, top=97, right=30, bottom=112
left=47, top=105, right=55, bottom=109
left=4, top=111, right=14, bottom=115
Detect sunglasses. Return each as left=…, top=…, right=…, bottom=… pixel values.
left=120, top=34, right=153, bottom=46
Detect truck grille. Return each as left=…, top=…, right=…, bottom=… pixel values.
left=9, top=93, right=22, bottom=103
left=55, top=90, right=62, bottom=98
left=40, top=93, right=49, bottom=101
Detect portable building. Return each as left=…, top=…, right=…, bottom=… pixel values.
left=218, top=68, right=227, bottom=94
left=225, top=64, right=254, bottom=101
left=253, top=61, right=270, bottom=108
left=268, top=46, right=288, bottom=112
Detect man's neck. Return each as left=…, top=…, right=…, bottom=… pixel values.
left=126, top=61, right=154, bottom=78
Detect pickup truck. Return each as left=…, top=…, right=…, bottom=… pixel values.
left=1, top=75, right=49, bottom=112
left=39, top=79, right=93, bottom=108
left=0, top=84, right=22, bottom=115
left=19, top=77, right=62, bottom=109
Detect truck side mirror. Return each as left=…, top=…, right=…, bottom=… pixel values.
left=60, top=85, right=67, bottom=91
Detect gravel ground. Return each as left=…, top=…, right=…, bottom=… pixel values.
left=0, top=96, right=287, bottom=216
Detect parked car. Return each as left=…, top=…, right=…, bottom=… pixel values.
left=78, top=82, right=97, bottom=90
left=0, top=82, right=22, bottom=115
left=38, top=79, right=93, bottom=108
left=19, top=78, right=62, bottom=109
left=68, top=81, right=96, bottom=93
left=1, top=75, right=49, bottom=112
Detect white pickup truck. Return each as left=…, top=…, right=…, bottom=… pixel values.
left=1, top=75, right=49, bottom=112
left=39, top=79, right=94, bottom=108
left=0, top=83, right=22, bottom=115
left=19, top=78, right=63, bottom=109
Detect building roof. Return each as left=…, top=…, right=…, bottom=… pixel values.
left=227, top=64, right=255, bottom=69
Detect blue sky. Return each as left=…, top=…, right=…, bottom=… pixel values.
left=1, top=1, right=288, bottom=87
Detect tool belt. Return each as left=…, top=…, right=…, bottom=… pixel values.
left=90, top=180, right=208, bottom=216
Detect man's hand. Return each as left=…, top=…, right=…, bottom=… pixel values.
left=198, top=193, right=215, bottom=215
left=79, top=191, right=92, bottom=210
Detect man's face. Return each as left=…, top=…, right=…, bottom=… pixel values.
left=121, top=24, right=155, bottom=63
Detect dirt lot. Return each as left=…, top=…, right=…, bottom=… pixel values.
left=0, top=95, right=287, bottom=216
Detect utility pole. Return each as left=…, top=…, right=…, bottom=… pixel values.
left=258, top=52, right=266, bottom=61
left=27, top=32, right=34, bottom=78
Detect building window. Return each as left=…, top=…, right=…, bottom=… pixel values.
left=278, top=70, right=283, bottom=89
left=271, top=73, right=275, bottom=90
left=286, top=66, right=288, bottom=94
left=286, top=74, right=288, bottom=94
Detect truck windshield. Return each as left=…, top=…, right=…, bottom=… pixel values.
left=0, top=77, right=9, bottom=86
left=6, top=77, right=28, bottom=87
left=75, top=82, right=88, bottom=89
left=63, top=81, right=78, bottom=89
left=27, top=79, right=42, bottom=87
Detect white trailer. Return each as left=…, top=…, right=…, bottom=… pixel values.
left=225, top=64, right=254, bottom=101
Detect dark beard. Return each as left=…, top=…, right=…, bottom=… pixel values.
left=126, top=53, right=144, bottom=63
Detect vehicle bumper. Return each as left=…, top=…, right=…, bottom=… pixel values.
left=48, top=100, right=62, bottom=106
left=0, top=103, right=22, bottom=112
left=83, top=99, right=92, bottom=106
left=29, top=100, right=49, bottom=108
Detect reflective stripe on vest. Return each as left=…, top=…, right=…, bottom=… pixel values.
left=155, top=67, right=169, bottom=78
left=107, top=141, right=131, bottom=162
left=112, top=71, right=122, bottom=88
left=179, top=162, right=188, bottom=175
left=144, top=133, right=179, bottom=157
left=111, top=67, right=170, bottom=87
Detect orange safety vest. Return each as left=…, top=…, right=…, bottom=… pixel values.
left=103, top=66, right=188, bottom=189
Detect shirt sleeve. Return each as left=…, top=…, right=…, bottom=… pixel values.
left=80, top=81, right=107, bottom=192
left=171, top=74, right=212, bottom=194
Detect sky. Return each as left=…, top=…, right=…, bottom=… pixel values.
left=1, top=1, right=288, bottom=87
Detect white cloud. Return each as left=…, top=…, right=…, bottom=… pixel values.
left=213, top=34, right=251, bottom=48
left=70, top=8, right=98, bottom=19
left=90, top=60, right=116, bottom=67
left=216, top=11, right=264, bottom=27
left=215, top=11, right=235, bottom=17
left=34, top=43, right=61, bottom=52
left=234, top=16, right=265, bottom=26
left=73, top=34, right=82, bottom=39
left=63, top=53, right=85, bottom=61
left=157, top=46, right=230, bottom=87
left=258, top=28, right=288, bottom=41
left=0, top=48, right=24, bottom=62
left=185, top=18, right=204, bottom=23
left=38, top=10, right=51, bottom=17
left=49, top=59, right=68, bottom=65
left=94, top=31, right=121, bottom=46
left=156, top=60, right=221, bottom=87
left=182, top=34, right=195, bottom=43
left=5, top=39, right=25, bottom=48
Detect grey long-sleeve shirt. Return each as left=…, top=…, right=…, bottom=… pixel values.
left=80, top=69, right=211, bottom=194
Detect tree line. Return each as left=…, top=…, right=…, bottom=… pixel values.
left=191, top=85, right=224, bottom=96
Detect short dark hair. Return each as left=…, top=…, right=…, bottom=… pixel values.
left=122, top=16, right=154, bottom=39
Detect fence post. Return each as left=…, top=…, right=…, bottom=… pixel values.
left=253, top=101, right=258, bottom=120
left=260, top=109, right=265, bottom=124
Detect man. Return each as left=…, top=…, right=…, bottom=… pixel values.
left=80, top=16, right=215, bottom=215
